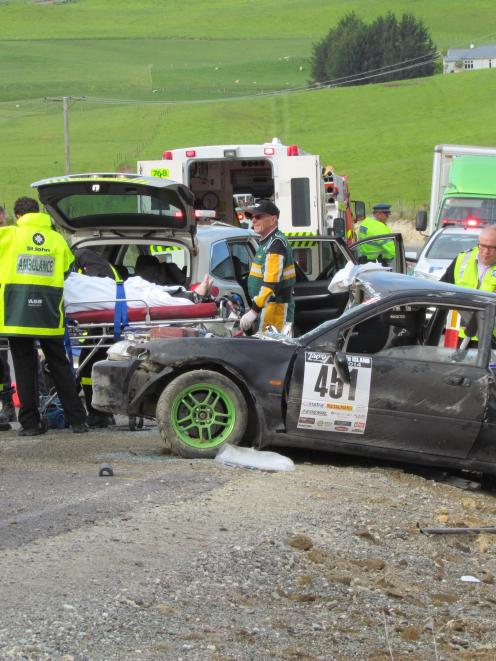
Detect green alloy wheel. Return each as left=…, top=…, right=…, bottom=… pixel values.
left=156, top=369, right=248, bottom=458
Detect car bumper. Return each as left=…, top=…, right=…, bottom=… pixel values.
left=92, top=358, right=137, bottom=415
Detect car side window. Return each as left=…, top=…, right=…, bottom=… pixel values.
left=341, top=303, right=483, bottom=365
left=122, top=245, right=141, bottom=275
left=293, top=241, right=348, bottom=282
left=230, top=242, right=253, bottom=274
left=211, top=241, right=234, bottom=280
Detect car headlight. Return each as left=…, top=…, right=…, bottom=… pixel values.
left=107, top=340, right=136, bottom=360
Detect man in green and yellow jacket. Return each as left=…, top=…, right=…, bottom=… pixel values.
left=240, top=199, right=296, bottom=334
left=0, top=197, right=88, bottom=435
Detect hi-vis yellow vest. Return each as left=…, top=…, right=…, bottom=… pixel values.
left=0, top=213, right=74, bottom=337
left=357, top=216, right=395, bottom=260
left=454, top=247, right=496, bottom=292
left=454, top=246, right=496, bottom=339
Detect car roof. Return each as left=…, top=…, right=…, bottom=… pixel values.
left=431, top=227, right=483, bottom=238
left=357, top=270, right=496, bottom=305
left=196, top=223, right=257, bottom=241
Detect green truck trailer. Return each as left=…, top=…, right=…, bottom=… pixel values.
left=417, top=144, right=496, bottom=235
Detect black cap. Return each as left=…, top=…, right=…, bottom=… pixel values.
left=372, top=203, right=392, bottom=213
left=245, top=199, right=280, bottom=219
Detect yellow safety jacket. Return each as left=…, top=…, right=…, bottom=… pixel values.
left=454, top=246, right=496, bottom=339
left=357, top=216, right=395, bottom=261
left=0, top=213, right=74, bottom=337
left=454, top=247, right=496, bottom=292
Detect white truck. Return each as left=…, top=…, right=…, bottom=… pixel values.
left=138, top=138, right=334, bottom=237
left=417, top=143, right=496, bottom=235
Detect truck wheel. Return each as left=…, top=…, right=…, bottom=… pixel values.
left=156, top=370, right=248, bottom=458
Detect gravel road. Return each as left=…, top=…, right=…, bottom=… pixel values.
left=0, top=421, right=495, bottom=661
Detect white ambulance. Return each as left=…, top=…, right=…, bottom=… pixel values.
left=138, top=138, right=327, bottom=236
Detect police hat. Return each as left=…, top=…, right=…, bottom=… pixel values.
left=245, top=199, right=280, bottom=219
left=373, top=203, right=392, bottom=213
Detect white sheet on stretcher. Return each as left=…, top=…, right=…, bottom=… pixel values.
left=64, top=272, right=195, bottom=312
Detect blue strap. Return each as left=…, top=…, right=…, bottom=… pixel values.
left=64, top=324, right=76, bottom=377
left=114, top=281, right=129, bottom=340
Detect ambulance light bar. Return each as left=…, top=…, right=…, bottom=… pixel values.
left=162, top=149, right=197, bottom=159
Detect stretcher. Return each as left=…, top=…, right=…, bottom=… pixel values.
left=64, top=295, right=234, bottom=377
left=62, top=295, right=231, bottom=430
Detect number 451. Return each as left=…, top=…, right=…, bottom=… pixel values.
left=314, top=365, right=358, bottom=400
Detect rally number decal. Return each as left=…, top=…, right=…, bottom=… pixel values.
left=297, top=352, right=372, bottom=434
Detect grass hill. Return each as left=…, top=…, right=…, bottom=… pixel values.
left=1, top=0, right=496, bottom=216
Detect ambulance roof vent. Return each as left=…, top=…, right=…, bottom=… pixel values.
left=271, top=137, right=283, bottom=145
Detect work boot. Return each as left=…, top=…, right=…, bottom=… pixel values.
left=0, top=399, right=16, bottom=423
left=18, top=418, right=48, bottom=437
left=72, top=422, right=90, bottom=434
left=87, top=412, right=113, bottom=428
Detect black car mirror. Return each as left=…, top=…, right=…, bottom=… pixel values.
left=334, top=351, right=351, bottom=384
left=416, top=210, right=427, bottom=232
left=332, top=216, right=346, bottom=239
left=353, top=200, right=366, bottom=222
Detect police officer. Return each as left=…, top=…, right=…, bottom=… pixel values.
left=357, top=203, right=396, bottom=262
left=0, top=197, right=88, bottom=435
left=240, top=199, right=296, bottom=334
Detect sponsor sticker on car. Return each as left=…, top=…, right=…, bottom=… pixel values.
left=297, top=352, right=372, bottom=433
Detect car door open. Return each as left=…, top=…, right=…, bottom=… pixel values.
left=349, top=233, right=406, bottom=273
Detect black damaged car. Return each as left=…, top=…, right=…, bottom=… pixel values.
left=92, top=271, right=496, bottom=479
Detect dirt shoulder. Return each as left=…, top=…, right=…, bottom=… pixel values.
left=0, top=425, right=495, bottom=660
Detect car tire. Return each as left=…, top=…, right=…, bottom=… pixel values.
left=156, top=370, right=248, bottom=458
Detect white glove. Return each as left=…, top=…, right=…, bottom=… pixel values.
left=240, top=309, right=258, bottom=331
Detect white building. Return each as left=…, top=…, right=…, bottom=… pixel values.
left=444, top=43, right=496, bottom=73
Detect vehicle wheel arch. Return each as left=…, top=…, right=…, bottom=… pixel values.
left=155, top=365, right=256, bottom=458
left=137, top=360, right=261, bottom=443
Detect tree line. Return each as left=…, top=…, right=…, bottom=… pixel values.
left=311, top=12, right=437, bottom=86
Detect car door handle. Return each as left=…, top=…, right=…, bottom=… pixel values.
left=443, top=375, right=471, bottom=387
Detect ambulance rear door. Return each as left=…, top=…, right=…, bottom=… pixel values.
left=275, top=155, right=323, bottom=235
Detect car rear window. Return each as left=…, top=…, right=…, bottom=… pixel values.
left=426, top=234, right=479, bottom=260
left=57, top=192, right=184, bottom=222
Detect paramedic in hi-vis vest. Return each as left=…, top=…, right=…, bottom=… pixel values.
left=240, top=199, right=296, bottom=334
left=0, top=197, right=88, bottom=436
left=357, top=203, right=396, bottom=263
left=441, top=224, right=496, bottom=344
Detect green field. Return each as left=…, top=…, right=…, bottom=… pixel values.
left=1, top=0, right=496, bottom=216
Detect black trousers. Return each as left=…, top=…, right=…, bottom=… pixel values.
left=0, top=348, right=12, bottom=399
left=10, top=336, right=87, bottom=430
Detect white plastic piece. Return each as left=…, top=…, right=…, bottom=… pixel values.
left=460, top=575, right=481, bottom=583
left=328, top=262, right=390, bottom=293
left=214, top=444, right=295, bottom=472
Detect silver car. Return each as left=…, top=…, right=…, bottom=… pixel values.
left=414, top=227, right=481, bottom=281
left=32, top=173, right=258, bottom=307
